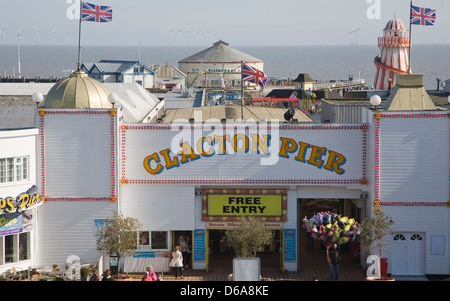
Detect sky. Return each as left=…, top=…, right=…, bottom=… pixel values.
left=0, top=0, right=449, bottom=47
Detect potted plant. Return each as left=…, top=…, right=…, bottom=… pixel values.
left=223, top=216, right=273, bottom=258
left=80, top=267, right=90, bottom=281
left=96, top=211, right=142, bottom=277
left=359, top=210, right=394, bottom=281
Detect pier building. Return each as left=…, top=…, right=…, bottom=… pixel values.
left=178, top=41, right=263, bottom=89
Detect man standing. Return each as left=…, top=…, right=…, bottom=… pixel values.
left=327, top=243, right=342, bottom=280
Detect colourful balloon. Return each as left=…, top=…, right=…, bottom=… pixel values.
left=338, top=237, right=349, bottom=245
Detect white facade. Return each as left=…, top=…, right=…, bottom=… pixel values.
left=35, top=109, right=117, bottom=267
left=0, top=128, right=39, bottom=274
left=366, top=109, right=450, bottom=276
left=33, top=103, right=450, bottom=277
left=118, top=121, right=367, bottom=272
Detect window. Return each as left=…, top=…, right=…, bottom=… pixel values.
left=0, top=159, right=5, bottom=182
left=19, top=232, right=30, bottom=261
left=5, top=234, right=17, bottom=263
left=1, top=232, right=32, bottom=265
left=139, top=231, right=149, bottom=246
left=0, top=157, right=29, bottom=183
left=138, top=231, right=168, bottom=250
left=411, top=234, right=422, bottom=241
left=394, top=234, right=405, bottom=240
left=7, top=158, right=14, bottom=182
left=151, top=231, right=168, bottom=249
left=134, top=66, right=144, bottom=73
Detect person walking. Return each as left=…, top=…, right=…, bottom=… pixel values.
left=169, top=245, right=184, bottom=279
left=327, top=243, right=342, bottom=280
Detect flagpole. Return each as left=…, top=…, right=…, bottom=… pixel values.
left=241, top=60, right=244, bottom=121
left=77, top=0, right=83, bottom=70
left=408, top=0, right=412, bottom=74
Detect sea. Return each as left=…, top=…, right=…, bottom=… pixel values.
left=0, top=43, right=449, bottom=90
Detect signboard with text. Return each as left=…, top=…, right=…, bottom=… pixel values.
left=202, top=189, right=287, bottom=222
left=207, top=194, right=282, bottom=217
left=120, top=123, right=367, bottom=186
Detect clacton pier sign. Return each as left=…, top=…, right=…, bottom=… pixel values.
left=121, top=123, right=366, bottom=185
left=143, top=133, right=347, bottom=176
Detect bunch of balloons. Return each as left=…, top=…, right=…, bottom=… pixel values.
left=302, top=211, right=361, bottom=246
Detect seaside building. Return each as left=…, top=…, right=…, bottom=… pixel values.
left=81, top=60, right=156, bottom=89
left=22, top=64, right=449, bottom=279
left=1, top=55, right=449, bottom=279
left=150, top=64, right=187, bottom=91
left=0, top=128, right=39, bottom=277
left=373, top=16, right=410, bottom=90
left=178, top=40, right=263, bottom=89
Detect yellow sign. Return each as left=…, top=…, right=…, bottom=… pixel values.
left=208, top=194, right=282, bottom=216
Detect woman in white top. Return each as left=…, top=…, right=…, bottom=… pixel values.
left=169, top=245, right=184, bottom=279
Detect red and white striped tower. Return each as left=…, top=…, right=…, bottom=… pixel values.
left=373, top=15, right=410, bottom=90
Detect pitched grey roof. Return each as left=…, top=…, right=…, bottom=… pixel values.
left=82, top=60, right=155, bottom=74
left=179, top=40, right=262, bottom=63
left=150, top=65, right=186, bottom=78
left=0, top=96, right=36, bottom=129
left=383, top=74, right=437, bottom=111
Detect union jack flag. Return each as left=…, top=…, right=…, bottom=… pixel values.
left=82, top=2, right=113, bottom=23
left=242, top=63, right=268, bottom=88
left=410, top=5, right=436, bottom=26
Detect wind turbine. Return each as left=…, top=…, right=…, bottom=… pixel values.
left=66, top=29, right=70, bottom=45
left=178, top=27, right=182, bottom=47
left=16, top=31, right=23, bottom=78
left=199, top=31, right=204, bottom=47
left=51, top=28, right=56, bottom=45
left=194, top=31, right=198, bottom=47
left=166, top=24, right=173, bottom=47
left=36, top=26, right=40, bottom=46
left=349, top=27, right=360, bottom=45
left=0, top=24, right=5, bottom=45
left=18, top=26, right=24, bottom=45
left=186, top=29, right=191, bottom=47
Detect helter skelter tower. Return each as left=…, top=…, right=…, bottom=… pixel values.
left=373, top=15, right=410, bottom=90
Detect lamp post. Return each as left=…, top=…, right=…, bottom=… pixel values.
left=370, top=95, right=381, bottom=111
left=108, top=92, right=118, bottom=108
left=32, top=92, right=43, bottom=108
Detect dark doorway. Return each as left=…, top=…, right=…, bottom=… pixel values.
left=207, top=229, right=281, bottom=273
left=172, top=230, right=193, bottom=269
left=298, top=199, right=362, bottom=272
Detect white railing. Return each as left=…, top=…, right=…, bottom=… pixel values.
left=313, top=79, right=365, bottom=90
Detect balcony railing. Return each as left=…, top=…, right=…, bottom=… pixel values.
left=378, top=37, right=409, bottom=48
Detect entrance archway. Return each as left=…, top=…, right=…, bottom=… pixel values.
left=298, top=198, right=362, bottom=274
